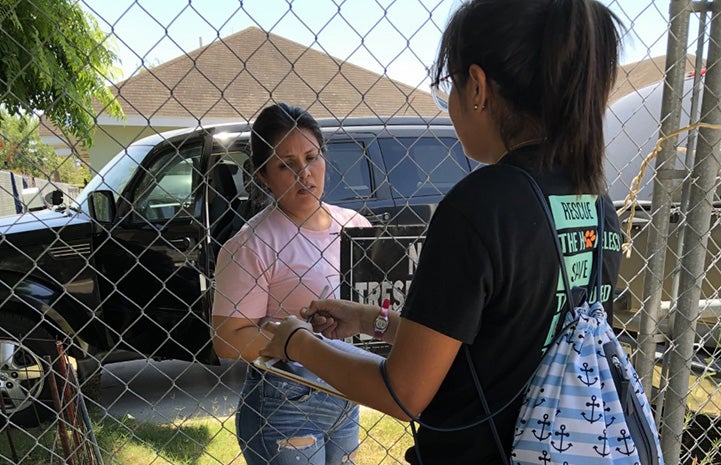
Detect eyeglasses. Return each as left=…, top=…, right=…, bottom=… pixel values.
left=429, top=68, right=453, bottom=112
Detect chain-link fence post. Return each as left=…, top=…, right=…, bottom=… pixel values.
left=660, top=3, right=721, bottom=463
left=654, top=0, right=710, bottom=428
left=635, top=0, right=694, bottom=397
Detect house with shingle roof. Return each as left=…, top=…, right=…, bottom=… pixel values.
left=40, top=26, right=439, bottom=170
left=39, top=24, right=699, bottom=173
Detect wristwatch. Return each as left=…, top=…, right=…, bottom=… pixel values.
left=374, top=299, right=390, bottom=340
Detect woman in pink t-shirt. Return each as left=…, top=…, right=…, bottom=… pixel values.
left=212, top=103, right=370, bottom=465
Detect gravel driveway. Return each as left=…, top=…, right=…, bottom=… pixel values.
left=98, top=358, right=247, bottom=423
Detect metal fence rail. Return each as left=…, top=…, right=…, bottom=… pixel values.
left=2, top=1, right=721, bottom=464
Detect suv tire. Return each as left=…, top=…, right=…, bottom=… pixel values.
left=0, top=313, right=56, bottom=426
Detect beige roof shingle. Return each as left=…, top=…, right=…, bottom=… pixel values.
left=107, top=26, right=438, bottom=121
left=610, top=55, right=698, bottom=103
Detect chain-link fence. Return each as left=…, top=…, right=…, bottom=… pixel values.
left=1, top=0, right=721, bottom=464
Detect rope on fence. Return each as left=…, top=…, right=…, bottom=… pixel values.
left=616, top=121, right=721, bottom=258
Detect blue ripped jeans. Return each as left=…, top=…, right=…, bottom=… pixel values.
left=237, top=366, right=359, bottom=465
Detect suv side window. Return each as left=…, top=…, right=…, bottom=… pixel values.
left=381, top=137, right=468, bottom=198
left=130, top=144, right=203, bottom=222
left=324, top=141, right=373, bottom=203
left=211, top=142, right=252, bottom=200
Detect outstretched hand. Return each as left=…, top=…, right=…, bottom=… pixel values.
left=302, top=299, right=369, bottom=340
left=259, top=316, right=312, bottom=361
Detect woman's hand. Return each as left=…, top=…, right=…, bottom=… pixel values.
left=302, top=299, right=371, bottom=340
left=259, top=316, right=313, bottom=361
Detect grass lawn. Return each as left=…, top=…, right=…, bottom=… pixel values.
left=5, top=365, right=720, bottom=465
left=0, top=407, right=413, bottom=465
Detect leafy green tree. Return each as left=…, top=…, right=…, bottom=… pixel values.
left=0, top=108, right=88, bottom=185
left=51, top=152, right=90, bottom=186
left=0, top=0, right=124, bottom=147
left=0, top=107, right=54, bottom=178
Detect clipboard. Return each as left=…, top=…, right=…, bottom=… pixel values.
left=252, top=356, right=350, bottom=400
left=252, top=336, right=379, bottom=402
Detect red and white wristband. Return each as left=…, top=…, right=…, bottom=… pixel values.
left=373, top=299, right=390, bottom=340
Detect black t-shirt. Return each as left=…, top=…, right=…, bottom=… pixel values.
left=400, top=147, right=622, bottom=465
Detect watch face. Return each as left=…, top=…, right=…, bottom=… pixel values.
left=375, top=318, right=389, bottom=331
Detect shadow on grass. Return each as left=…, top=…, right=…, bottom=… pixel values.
left=0, top=415, right=221, bottom=465
left=96, top=416, right=218, bottom=464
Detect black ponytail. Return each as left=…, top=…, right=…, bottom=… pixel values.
left=435, top=0, right=624, bottom=193
left=539, top=0, right=623, bottom=193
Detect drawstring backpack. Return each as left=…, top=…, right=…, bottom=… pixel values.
left=509, top=169, right=662, bottom=465
left=380, top=167, right=663, bottom=465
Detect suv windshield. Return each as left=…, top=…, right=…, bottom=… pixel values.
left=73, top=144, right=154, bottom=210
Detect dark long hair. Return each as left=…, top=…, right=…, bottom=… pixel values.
left=434, top=0, right=623, bottom=193
left=250, top=102, right=324, bottom=174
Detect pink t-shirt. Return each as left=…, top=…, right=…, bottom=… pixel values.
left=212, top=203, right=371, bottom=322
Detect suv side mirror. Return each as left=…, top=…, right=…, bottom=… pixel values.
left=88, top=190, right=117, bottom=223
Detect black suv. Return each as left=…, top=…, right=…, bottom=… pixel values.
left=0, top=116, right=470, bottom=425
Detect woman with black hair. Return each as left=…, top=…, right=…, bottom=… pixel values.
left=261, top=1, right=625, bottom=464
left=212, top=103, right=370, bottom=465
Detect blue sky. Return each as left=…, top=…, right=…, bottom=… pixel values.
left=80, top=0, right=675, bottom=87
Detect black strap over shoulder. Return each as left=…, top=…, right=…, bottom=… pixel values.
left=476, top=164, right=606, bottom=463
left=505, top=165, right=605, bottom=327
left=379, top=165, right=607, bottom=465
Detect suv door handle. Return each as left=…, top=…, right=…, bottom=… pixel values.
left=169, top=237, right=192, bottom=250
left=359, top=208, right=389, bottom=225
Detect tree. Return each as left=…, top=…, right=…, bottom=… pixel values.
left=0, top=107, right=89, bottom=185
left=0, top=107, right=54, bottom=177
left=0, top=0, right=124, bottom=147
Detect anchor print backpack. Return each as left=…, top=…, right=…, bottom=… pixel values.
left=379, top=168, right=663, bottom=465
left=508, top=169, right=663, bottom=465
